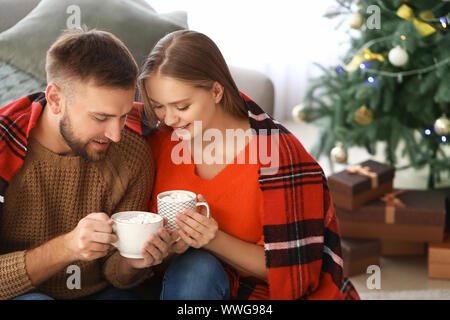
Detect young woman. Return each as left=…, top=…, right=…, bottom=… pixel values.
left=138, top=30, right=359, bottom=300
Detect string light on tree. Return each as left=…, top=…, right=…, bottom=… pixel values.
left=366, top=75, right=378, bottom=87
left=388, top=46, right=409, bottom=67
left=359, top=62, right=370, bottom=70
left=440, top=17, right=447, bottom=29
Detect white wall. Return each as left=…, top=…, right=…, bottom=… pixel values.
left=147, top=0, right=351, bottom=120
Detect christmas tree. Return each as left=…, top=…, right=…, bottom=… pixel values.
left=296, top=0, right=450, bottom=188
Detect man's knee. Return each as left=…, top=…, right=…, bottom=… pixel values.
left=161, top=249, right=230, bottom=300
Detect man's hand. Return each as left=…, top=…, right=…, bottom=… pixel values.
left=64, top=212, right=117, bottom=261
left=121, top=227, right=173, bottom=269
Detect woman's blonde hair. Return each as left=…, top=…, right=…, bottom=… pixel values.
left=138, top=30, right=247, bottom=127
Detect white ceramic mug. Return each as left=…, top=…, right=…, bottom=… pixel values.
left=157, top=190, right=210, bottom=230
left=111, top=211, right=163, bottom=259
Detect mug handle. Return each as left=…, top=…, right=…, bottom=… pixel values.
left=111, top=224, right=120, bottom=249
left=196, top=201, right=210, bottom=218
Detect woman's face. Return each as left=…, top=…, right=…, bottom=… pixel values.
left=145, top=74, right=223, bottom=140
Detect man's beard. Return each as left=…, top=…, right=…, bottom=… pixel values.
left=59, top=111, right=109, bottom=162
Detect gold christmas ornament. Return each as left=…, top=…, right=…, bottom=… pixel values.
left=434, top=114, right=450, bottom=136
left=330, top=142, right=348, bottom=164
left=354, top=105, right=374, bottom=126
left=348, top=12, right=363, bottom=29
left=292, top=103, right=307, bottom=123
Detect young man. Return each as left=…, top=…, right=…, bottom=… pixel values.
left=0, top=30, right=172, bottom=300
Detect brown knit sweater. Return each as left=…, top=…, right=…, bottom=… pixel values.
left=0, top=127, right=154, bottom=300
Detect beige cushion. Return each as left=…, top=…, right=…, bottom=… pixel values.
left=229, top=65, right=274, bottom=116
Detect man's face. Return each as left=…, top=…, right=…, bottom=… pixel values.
left=59, top=80, right=135, bottom=161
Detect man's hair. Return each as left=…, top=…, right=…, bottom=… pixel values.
left=46, top=29, right=138, bottom=89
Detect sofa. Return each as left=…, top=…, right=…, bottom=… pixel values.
left=0, top=0, right=275, bottom=115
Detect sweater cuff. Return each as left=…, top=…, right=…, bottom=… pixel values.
left=102, top=251, right=151, bottom=289
left=0, top=250, right=35, bottom=299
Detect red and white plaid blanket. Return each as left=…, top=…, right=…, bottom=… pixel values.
left=0, top=92, right=359, bottom=300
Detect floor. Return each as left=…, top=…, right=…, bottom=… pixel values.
left=282, top=120, right=450, bottom=300
left=350, top=255, right=450, bottom=300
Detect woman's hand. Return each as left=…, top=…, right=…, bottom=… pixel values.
left=175, top=194, right=218, bottom=249
left=123, top=227, right=173, bottom=269
left=168, top=230, right=190, bottom=254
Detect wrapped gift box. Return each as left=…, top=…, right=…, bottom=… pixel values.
left=428, top=234, right=450, bottom=279
left=336, top=189, right=447, bottom=242
left=329, top=160, right=395, bottom=211
left=341, top=238, right=381, bottom=277
left=441, top=188, right=450, bottom=232
left=381, top=240, right=425, bottom=256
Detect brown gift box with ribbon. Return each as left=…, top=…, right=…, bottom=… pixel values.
left=328, top=160, right=395, bottom=211
left=336, top=189, right=447, bottom=243
left=341, top=238, right=381, bottom=277
left=381, top=239, right=425, bottom=256
left=428, top=233, right=450, bottom=279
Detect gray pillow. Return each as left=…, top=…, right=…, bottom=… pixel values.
left=0, top=0, right=187, bottom=83
left=0, top=0, right=42, bottom=34
left=0, top=60, right=46, bottom=107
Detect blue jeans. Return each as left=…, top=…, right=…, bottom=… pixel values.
left=161, top=249, right=230, bottom=300
left=12, top=292, right=54, bottom=300
left=12, top=286, right=139, bottom=300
